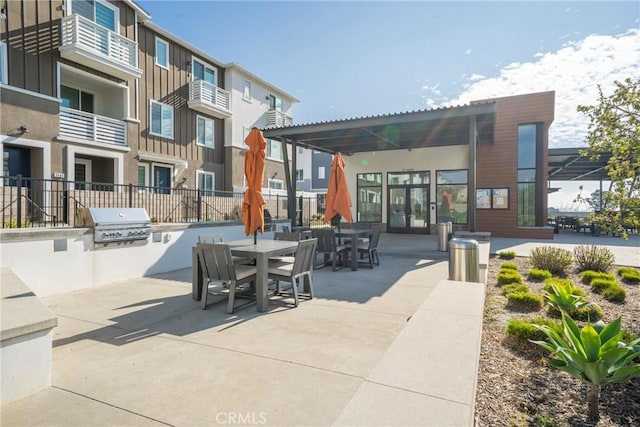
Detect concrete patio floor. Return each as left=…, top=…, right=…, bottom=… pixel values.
left=2, top=231, right=636, bottom=426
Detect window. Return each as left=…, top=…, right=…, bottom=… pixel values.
left=318, top=166, right=325, bottom=180
left=73, top=0, right=118, bottom=32
left=152, top=164, right=171, bottom=194
left=266, top=139, right=282, bottom=161
left=192, top=58, right=216, bottom=84
left=74, top=158, right=92, bottom=190
left=196, top=116, right=214, bottom=148
left=268, top=94, right=282, bottom=111
left=197, top=171, right=215, bottom=196
left=243, top=80, right=252, bottom=101
left=296, top=169, right=304, bottom=181
left=137, top=164, right=149, bottom=188
left=436, top=170, right=468, bottom=224
left=61, top=85, right=94, bottom=113
left=0, top=42, right=7, bottom=84
left=518, top=124, right=538, bottom=226
left=297, top=147, right=304, bottom=154
left=155, top=37, right=169, bottom=68
left=356, top=173, right=382, bottom=222
left=268, top=179, right=283, bottom=190
left=150, top=100, right=173, bottom=139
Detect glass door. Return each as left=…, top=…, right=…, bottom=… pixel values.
left=386, top=171, right=430, bottom=234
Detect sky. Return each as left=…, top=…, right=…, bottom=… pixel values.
left=138, top=0, right=640, bottom=211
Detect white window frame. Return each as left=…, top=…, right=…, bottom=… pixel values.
left=268, top=94, right=282, bottom=111
left=296, top=169, right=304, bottom=182
left=243, top=79, right=252, bottom=102
left=0, top=42, right=7, bottom=85
left=268, top=178, right=284, bottom=190
left=197, top=170, right=215, bottom=195
left=196, top=115, right=215, bottom=148
left=75, top=158, right=92, bottom=183
left=191, top=58, right=217, bottom=85
left=149, top=100, right=174, bottom=139
left=266, top=139, right=283, bottom=162
left=318, top=166, right=326, bottom=180
left=137, top=163, right=149, bottom=189
left=155, top=37, right=169, bottom=69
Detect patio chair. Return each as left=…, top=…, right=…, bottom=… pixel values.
left=271, top=231, right=302, bottom=263
left=352, top=226, right=381, bottom=268
left=268, top=238, right=317, bottom=307
left=311, top=228, right=349, bottom=271
left=198, top=234, right=252, bottom=265
left=197, top=243, right=257, bottom=313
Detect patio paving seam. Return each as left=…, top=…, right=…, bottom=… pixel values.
left=50, top=385, right=175, bottom=426
left=361, top=379, right=473, bottom=407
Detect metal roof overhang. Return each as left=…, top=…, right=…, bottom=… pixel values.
left=548, top=147, right=611, bottom=181
left=262, top=103, right=496, bottom=154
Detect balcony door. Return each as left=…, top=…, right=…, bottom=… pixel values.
left=153, top=165, right=171, bottom=195
left=73, top=0, right=119, bottom=55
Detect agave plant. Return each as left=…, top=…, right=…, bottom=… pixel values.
left=531, top=312, right=640, bottom=420
left=544, top=281, right=589, bottom=315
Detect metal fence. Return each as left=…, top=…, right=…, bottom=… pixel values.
left=1, top=175, right=321, bottom=229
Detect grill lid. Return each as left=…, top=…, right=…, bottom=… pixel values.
left=76, top=208, right=150, bottom=227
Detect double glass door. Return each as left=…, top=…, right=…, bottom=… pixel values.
left=387, top=171, right=430, bottom=234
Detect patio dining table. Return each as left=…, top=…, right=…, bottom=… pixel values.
left=335, top=228, right=373, bottom=271
left=192, top=238, right=300, bottom=312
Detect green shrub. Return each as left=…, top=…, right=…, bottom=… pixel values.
left=529, top=246, right=573, bottom=276
left=617, top=266, right=638, bottom=276
left=505, top=317, right=562, bottom=342
left=544, top=278, right=584, bottom=296
left=602, top=284, right=627, bottom=302
left=544, top=281, right=590, bottom=315
left=572, top=303, right=604, bottom=322
left=620, top=268, right=640, bottom=284
left=580, top=270, right=615, bottom=285
left=502, top=284, right=530, bottom=296
left=507, top=292, right=544, bottom=310
left=573, top=245, right=615, bottom=272
left=497, top=270, right=523, bottom=285
left=500, top=262, right=518, bottom=271
left=590, top=278, right=617, bottom=293
left=498, top=250, right=516, bottom=260
left=528, top=268, right=552, bottom=282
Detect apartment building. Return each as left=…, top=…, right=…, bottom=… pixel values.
left=0, top=0, right=297, bottom=196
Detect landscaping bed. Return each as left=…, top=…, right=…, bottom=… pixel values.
left=475, top=255, right=640, bottom=426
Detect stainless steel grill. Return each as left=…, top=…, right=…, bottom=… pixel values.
left=76, top=208, right=151, bottom=246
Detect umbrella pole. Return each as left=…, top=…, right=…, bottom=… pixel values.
left=254, top=230, right=257, bottom=244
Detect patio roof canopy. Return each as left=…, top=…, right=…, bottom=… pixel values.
left=548, top=147, right=612, bottom=181
left=262, top=103, right=496, bottom=154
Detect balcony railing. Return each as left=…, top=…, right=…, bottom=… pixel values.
left=187, top=80, right=232, bottom=118
left=59, top=107, right=127, bottom=146
left=60, top=14, right=141, bottom=79
left=267, top=109, right=293, bottom=128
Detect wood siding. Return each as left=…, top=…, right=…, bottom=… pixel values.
left=136, top=24, right=227, bottom=190
left=475, top=91, right=555, bottom=238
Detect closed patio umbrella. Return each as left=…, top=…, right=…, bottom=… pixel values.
left=242, top=128, right=267, bottom=243
left=323, top=152, right=353, bottom=226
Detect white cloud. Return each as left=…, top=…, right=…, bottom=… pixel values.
left=448, top=29, right=640, bottom=148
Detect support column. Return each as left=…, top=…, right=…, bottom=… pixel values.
left=281, top=138, right=296, bottom=222
left=469, top=115, right=477, bottom=232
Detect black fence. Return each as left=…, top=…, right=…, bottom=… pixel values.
left=1, top=175, right=321, bottom=229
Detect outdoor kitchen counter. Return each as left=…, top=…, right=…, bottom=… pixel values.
left=1, top=268, right=58, bottom=342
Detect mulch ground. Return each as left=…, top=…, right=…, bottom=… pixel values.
left=474, top=255, right=640, bottom=427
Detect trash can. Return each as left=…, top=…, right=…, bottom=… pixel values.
left=437, top=222, right=449, bottom=252
left=449, top=238, right=480, bottom=282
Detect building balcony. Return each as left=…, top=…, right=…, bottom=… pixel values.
left=266, top=109, right=293, bottom=128
left=59, top=107, right=127, bottom=147
left=59, top=14, right=141, bottom=80
left=187, top=80, right=232, bottom=119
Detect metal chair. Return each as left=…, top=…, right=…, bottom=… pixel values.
left=199, top=234, right=252, bottom=265
left=197, top=243, right=257, bottom=313
left=311, top=228, right=349, bottom=271
left=268, top=238, right=317, bottom=307
left=353, top=226, right=381, bottom=268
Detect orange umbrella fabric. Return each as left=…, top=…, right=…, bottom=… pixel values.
left=242, top=128, right=267, bottom=236
left=323, top=152, right=353, bottom=224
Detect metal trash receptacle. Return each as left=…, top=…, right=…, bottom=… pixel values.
left=449, top=238, right=480, bottom=282
left=437, top=223, right=449, bottom=252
